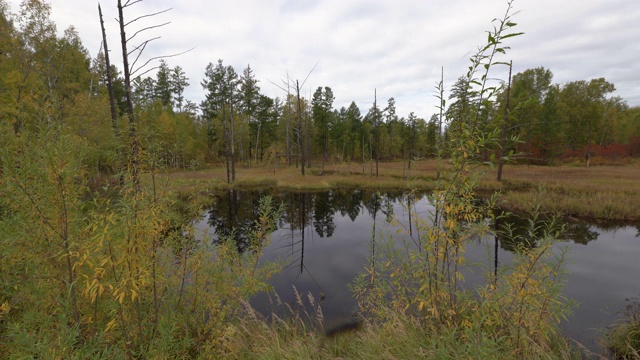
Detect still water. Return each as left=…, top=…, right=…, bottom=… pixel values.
left=194, top=189, right=640, bottom=354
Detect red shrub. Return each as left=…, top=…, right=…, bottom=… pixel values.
left=625, top=136, right=640, bottom=157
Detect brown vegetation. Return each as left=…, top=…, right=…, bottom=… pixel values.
left=156, top=159, right=640, bottom=221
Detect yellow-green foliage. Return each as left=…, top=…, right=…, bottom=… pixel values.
left=1, top=126, right=92, bottom=357
left=0, top=123, right=283, bottom=358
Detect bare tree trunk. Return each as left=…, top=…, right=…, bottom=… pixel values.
left=223, top=106, right=231, bottom=184
left=408, top=119, right=415, bottom=171
left=230, top=89, right=236, bottom=181
left=586, top=117, right=592, bottom=167
left=374, top=89, right=379, bottom=178
left=362, top=133, right=365, bottom=176
left=307, top=114, right=312, bottom=169
left=370, top=141, right=373, bottom=176
left=117, top=0, right=139, bottom=189
left=99, top=5, right=119, bottom=140
left=254, top=123, right=261, bottom=164
left=296, top=80, right=305, bottom=176
left=286, top=85, right=292, bottom=167
left=99, top=4, right=124, bottom=185
left=497, top=61, right=512, bottom=182
left=437, top=66, right=444, bottom=180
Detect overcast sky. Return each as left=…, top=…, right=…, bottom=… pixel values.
left=6, top=0, right=640, bottom=119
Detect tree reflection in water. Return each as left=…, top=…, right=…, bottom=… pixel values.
left=201, top=190, right=640, bottom=353
left=205, top=189, right=610, bottom=261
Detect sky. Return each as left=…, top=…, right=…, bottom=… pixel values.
left=5, top=0, right=640, bottom=119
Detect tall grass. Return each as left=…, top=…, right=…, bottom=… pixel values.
left=605, top=296, right=640, bottom=359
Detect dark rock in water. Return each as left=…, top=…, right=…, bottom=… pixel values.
left=324, top=318, right=362, bottom=337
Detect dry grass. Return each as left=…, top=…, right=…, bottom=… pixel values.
left=484, top=162, right=640, bottom=221
left=153, top=160, right=438, bottom=194
left=148, top=158, right=640, bottom=221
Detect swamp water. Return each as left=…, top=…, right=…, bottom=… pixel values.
left=193, top=189, right=640, bottom=354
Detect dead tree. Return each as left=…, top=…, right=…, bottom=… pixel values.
left=99, top=4, right=125, bottom=184
left=269, top=63, right=317, bottom=176
left=295, top=80, right=305, bottom=176
left=497, top=61, right=512, bottom=182
left=99, top=4, right=119, bottom=140
left=113, top=0, right=188, bottom=187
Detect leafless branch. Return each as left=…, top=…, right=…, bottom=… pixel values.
left=128, top=22, right=171, bottom=42
left=130, top=48, right=195, bottom=77
left=123, top=0, right=144, bottom=8
left=132, top=65, right=159, bottom=81
left=300, top=61, right=319, bottom=89
left=125, top=8, right=172, bottom=27
left=128, top=36, right=160, bottom=56
left=269, top=79, right=289, bottom=93
left=128, top=37, right=159, bottom=72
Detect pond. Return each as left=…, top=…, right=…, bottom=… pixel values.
left=193, top=188, right=640, bottom=355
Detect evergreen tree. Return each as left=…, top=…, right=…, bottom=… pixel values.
left=311, top=86, right=335, bottom=162
left=170, top=65, right=189, bottom=112
left=155, top=59, right=172, bottom=108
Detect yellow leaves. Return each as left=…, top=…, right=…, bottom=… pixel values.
left=84, top=277, right=103, bottom=303
left=446, top=218, right=456, bottom=230
left=105, top=318, right=118, bottom=333
left=0, top=301, right=10, bottom=320
left=116, top=290, right=126, bottom=305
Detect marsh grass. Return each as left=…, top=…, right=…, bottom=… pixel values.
left=605, top=296, right=640, bottom=359
left=153, top=159, right=640, bottom=221
left=233, top=292, right=579, bottom=360
left=487, top=163, right=640, bottom=220
left=153, top=161, right=438, bottom=194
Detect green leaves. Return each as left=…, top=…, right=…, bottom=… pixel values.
left=501, top=32, right=524, bottom=40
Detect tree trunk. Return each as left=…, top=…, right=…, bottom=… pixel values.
left=497, top=61, right=512, bottom=182
left=296, top=80, right=305, bottom=176
left=99, top=4, right=124, bottom=185
left=586, top=116, right=592, bottom=167
left=117, top=0, right=139, bottom=189
left=255, top=123, right=261, bottom=164
left=223, top=107, right=231, bottom=184
left=374, top=90, right=379, bottom=178
left=99, top=4, right=118, bottom=140
left=362, top=133, right=365, bottom=176
left=230, top=89, right=236, bottom=181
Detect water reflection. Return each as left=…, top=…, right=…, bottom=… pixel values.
left=493, top=211, right=600, bottom=252
left=206, top=189, right=408, bottom=243
left=199, top=189, right=640, bottom=354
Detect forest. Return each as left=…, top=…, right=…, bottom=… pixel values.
left=2, top=0, right=640, bottom=358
